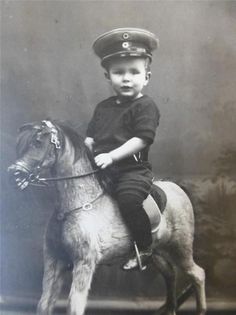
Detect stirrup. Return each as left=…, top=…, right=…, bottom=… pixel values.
left=134, top=242, right=148, bottom=271
left=122, top=242, right=152, bottom=272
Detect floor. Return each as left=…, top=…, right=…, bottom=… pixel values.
left=1, top=310, right=236, bottom=315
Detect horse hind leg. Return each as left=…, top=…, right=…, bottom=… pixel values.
left=152, top=254, right=177, bottom=315
left=186, top=261, right=206, bottom=315
left=176, top=255, right=206, bottom=315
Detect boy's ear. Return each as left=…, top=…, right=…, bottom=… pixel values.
left=146, top=71, right=151, bottom=80
left=144, top=71, right=151, bottom=86
left=104, top=71, right=110, bottom=80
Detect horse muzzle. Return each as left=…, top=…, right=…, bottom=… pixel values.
left=8, top=161, right=34, bottom=190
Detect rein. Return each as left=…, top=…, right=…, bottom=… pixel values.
left=37, top=169, right=100, bottom=183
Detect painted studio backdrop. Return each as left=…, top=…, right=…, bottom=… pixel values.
left=1, top=0, right=236, bottom=305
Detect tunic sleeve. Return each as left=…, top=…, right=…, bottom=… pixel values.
left=132, top=99, right=160, bottom=144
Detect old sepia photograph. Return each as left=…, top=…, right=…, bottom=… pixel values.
left=1, top=1, right=236, bottom=314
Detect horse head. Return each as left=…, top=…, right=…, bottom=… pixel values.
left=8, top=120, right=61, bottom=190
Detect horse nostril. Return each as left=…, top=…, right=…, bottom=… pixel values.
left=28, top=174, right=37, bottom=182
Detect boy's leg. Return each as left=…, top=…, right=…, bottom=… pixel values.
left=116, top=192, right=152, bottom=250
left=114, top=166, right=154, bottom=270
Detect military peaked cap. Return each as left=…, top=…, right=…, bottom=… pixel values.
left=93, top=28, right=159, bottom=66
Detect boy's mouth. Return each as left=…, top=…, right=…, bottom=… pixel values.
left=121, top=86, right=132, bottom=91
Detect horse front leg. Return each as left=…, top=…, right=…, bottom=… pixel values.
left=67, top=257, right=96, bottom=315
left=37, top=246, right=66, bottom=315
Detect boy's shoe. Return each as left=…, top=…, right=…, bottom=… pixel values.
left=122, top=247, right=153, bottom=271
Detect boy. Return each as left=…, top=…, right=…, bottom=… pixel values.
left=85, top=28, right=160, bottom=270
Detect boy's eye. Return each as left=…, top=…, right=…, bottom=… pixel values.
left=112, top=70, right=140, bottom=75
left=112, top=70, right=123, bottom=75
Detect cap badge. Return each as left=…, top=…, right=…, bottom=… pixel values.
left=122, top=32, right=130, bottom=40
left=122, top=41, right=130, bottom=49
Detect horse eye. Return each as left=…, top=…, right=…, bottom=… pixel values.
left=32, top=139, right=42, bottom=148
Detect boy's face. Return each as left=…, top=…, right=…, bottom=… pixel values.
left=105, top=57, right=150, bottom=101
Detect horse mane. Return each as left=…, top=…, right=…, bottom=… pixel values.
left=55, top=121, right=113, bottom=193
left=55, top=122, right=89, bottom=161
left=16, top=120, right=92, bottom=163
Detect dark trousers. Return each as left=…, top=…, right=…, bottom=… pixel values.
left=109, top=161, right=153, bottom=250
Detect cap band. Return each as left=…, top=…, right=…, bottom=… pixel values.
left=101, top=51, right=152, bottom=67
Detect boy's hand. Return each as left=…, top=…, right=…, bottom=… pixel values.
left=95, top=153, right=113, bottom=169
left=84, top=137, right=95, bottom=152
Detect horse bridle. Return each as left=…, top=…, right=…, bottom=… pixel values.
left=16, top=120, right=99, bottom=187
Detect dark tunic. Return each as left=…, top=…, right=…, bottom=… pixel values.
left=86, top=95, right=160, bottom=162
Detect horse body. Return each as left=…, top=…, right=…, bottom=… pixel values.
left=8, top=121, right=206, bottom=315
left=51, top=180, right=193, bottom=264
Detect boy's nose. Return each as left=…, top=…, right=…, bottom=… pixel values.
left=123, top=73, right=131, bottom=81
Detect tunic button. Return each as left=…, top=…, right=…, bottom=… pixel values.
left=123, top=32, right=129, bottom=39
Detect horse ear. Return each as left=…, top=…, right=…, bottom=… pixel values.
left=19, top=122, right=40, bottom=132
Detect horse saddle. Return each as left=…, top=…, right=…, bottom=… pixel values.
left=143, top=184, right=167, bottom=234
